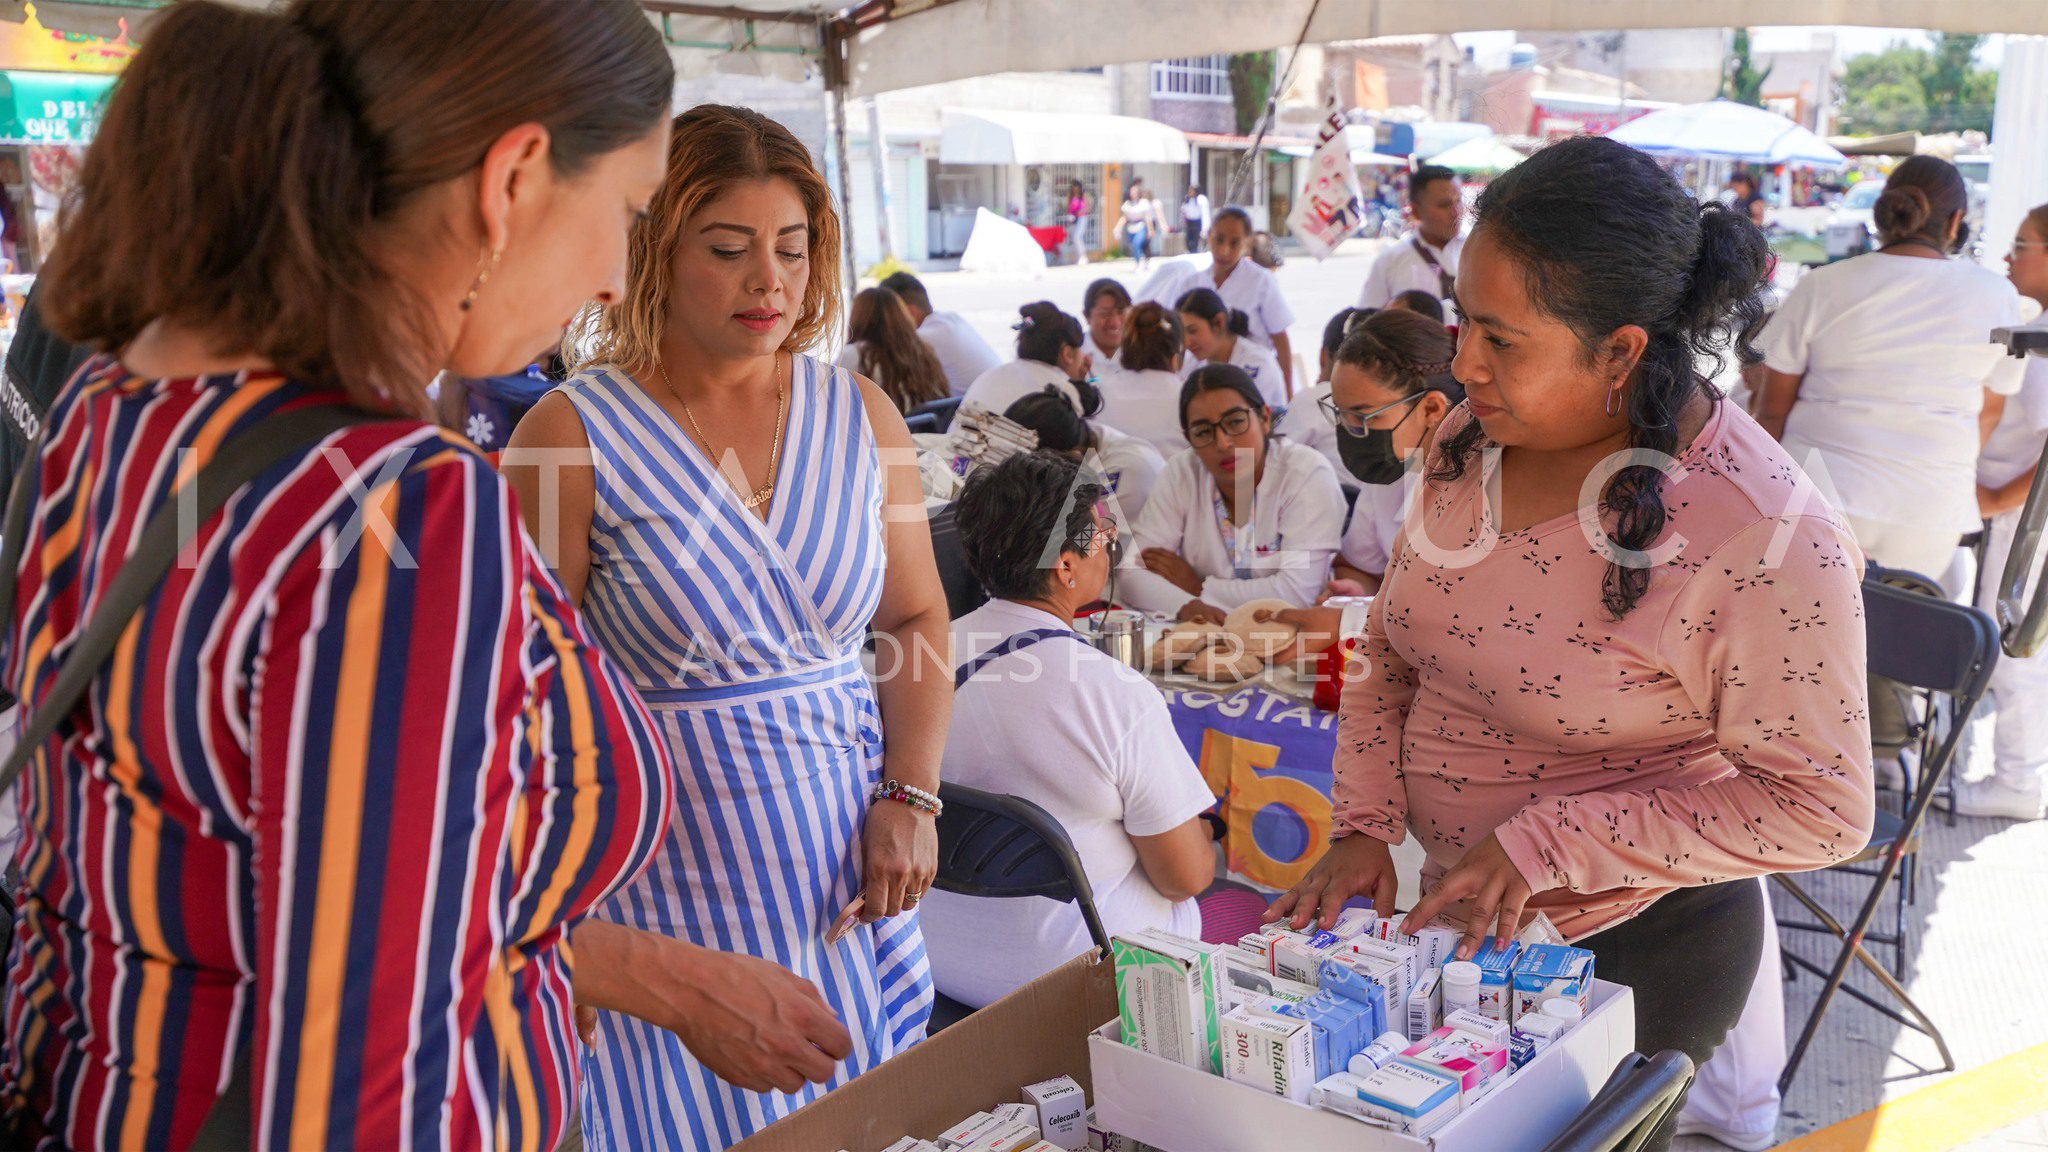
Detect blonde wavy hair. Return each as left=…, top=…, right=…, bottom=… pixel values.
left=571, top=104, right=843, bottom=371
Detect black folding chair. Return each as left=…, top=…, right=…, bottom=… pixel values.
left=904, top=411, right=942, bottom=435
left=925, top=782, right=1109, bottom=1032
left=908, top=396, right=964, bottom=433
left=926, top=502, right=989, bottom=620
left=1540, top=1051, right=1696, bottom=1152
left=1774, top=568, right=1999, bottom=1093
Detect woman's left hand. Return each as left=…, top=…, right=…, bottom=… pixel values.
left=1400, top=833, right=1534, bottom=961
left=860, top=798, right=939, bottom=922
left=1143, top=548, right=1204, bottom=595
left=1260, top=605, right=1345, bottom=665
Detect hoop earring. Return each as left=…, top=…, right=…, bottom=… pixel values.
left=459, top=248, right=503, bottom=312
left=1605, top=386, right=1622, bottom=419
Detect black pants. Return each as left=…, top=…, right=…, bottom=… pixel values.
left=1576, top=879, right=1765, bottom=1151
left=1184, top=221, right=1202, bottom=252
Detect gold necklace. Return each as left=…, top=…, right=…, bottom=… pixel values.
left=657, top=354, right=786, bottom=512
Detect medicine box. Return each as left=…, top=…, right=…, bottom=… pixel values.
left=1112, top=931, right=1221, bottom=1073
left=1467, top=939, right=1521, bottom=1021
left=1442, top=1008, right=1509, bottom=1046
left=1274, top=930, right=1348, bottom=986
left=1512, top=945, right=1595, bottom=1023
left=1022, top=1074, right=1086, bottom=1150
left=941, top=1113, right=1001, bottom=1147
left=1221, top=1006, right=1318, bottom=1104
left=1352, top=1061, right=1464, bottom=1137
left=1406, top=969, right=1441, bottom=1043
left=1400, top=1028, right=1509, bottom=1098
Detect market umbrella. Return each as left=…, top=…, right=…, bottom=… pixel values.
left=1428, top=135, right=1526, bottom=176
left=1606, top=99, right=1848, bottom=168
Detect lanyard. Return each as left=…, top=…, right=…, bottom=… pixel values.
left=1213, top=493, right=1255, bottom=578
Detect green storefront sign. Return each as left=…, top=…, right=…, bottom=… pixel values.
left=0, top=70, right=116, bottom=145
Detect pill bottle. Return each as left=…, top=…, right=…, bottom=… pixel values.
left=1541, top=998, right=1584, bottom=1029
left=1442, top=960, right=1482, bottom=1014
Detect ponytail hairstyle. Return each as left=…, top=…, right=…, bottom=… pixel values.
left=1433, top=135, right=1769, bottom=619
left=1334, top=309, right=1464, bottom=407
left=43, top=0, right=672, bottom=413
left=847, top=286, right=948, bottom=412
left=1120, top=302, right=1184, bottom=373
left=1873, top=155, right=1971, bottom=253
left=1176, top=287, right=1251, bottom=339
left=1005, top=385, right=1101, bottom=455
left=1015, top=300, right=1084, bottom=367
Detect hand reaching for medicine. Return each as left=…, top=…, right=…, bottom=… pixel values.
left=1263, top=833, right=1397, bottom=932
left=1401, top=833, right=1533, bottom=961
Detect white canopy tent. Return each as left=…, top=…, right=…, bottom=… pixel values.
left=938, top=108, right=1189, bottom=166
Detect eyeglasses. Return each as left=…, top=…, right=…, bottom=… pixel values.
left=1185, top=406, right=1258, bottom=448
left=2013, top=240, right=2048, bottom=252
left=1318, top=391, right=1423, bottom=438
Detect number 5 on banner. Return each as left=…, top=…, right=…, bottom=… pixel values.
left=1195, top=729, right=1334, bottom=891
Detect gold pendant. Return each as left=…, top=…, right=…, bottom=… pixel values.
left=743, top=485, right=774, bottom=510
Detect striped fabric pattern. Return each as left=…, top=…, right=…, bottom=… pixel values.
left=0, top=361, right=672, bottom=1151
left=563, top=356, right=932, bottom=1150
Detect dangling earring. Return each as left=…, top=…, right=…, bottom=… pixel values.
left=460, top=247, right=503, bottom=312
left=1605, top=385, right=1623, bottom=419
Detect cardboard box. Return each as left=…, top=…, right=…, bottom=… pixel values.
left=1088, top=979, right=1635, bottom=1151
left=734, top=952, right=1115, bottom=1152
left=1512, top=944, right=1595, bottom=1023
left=1221, top=1006, right=1317, bottom=1103
left=1111, top=931, right=1221, bottom=1073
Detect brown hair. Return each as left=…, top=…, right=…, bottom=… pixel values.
left=1334, top=308, right=1459, bottom=399
left=581, top=105, right=844, bottom=373
left=1119, top=302, right=1183, bottom=373
left=848, top=287, right=947, bottom=412
left=41, top=0, right=672, bottom=412
left=2026, top=201, right=2048, bottom=241
left=1873, top=155, right=1969, bottom=250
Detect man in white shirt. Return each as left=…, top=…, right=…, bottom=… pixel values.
left=880, top=271, right=1002, bottom=396
left=921, top=452, right=1216, bottom=1008
left=1355, top=165, right=1465, bottom=316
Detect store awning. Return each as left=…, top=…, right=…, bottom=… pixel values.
left=0, top=70, right=115, bottom=145
left=939, top=108, right=1189, bottom=166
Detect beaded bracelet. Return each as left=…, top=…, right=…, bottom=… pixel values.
left=873, top=778, right=942, bottom=817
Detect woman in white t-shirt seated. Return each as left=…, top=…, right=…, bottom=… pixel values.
left=922, top=451, right=1217, bottom=1008
left=1756, top=155, right=2027, bottom=587
left=1099, top=301, right=1190, bottom=458
left=1177, top=287, right=1287, bottom=408
left=835, top=285, right=950, bottom=413
left=1005, top=385, right=1168, bottom=522
left=960, top=301, right=1093, bottom=416
left=1120, top=364, right=1347, bottom=623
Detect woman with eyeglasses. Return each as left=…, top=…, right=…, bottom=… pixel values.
left=922, top=451, right=1216, bottom=1008
left=1118, top=364, right=1346, bottom=623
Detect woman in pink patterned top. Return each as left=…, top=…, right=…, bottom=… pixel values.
left=1270, top=138, right=1874, bottom=1132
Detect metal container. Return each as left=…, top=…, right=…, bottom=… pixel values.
left=1089, top=609, right=1146, bottom=670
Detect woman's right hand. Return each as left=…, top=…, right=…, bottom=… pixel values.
left=1257, top=605, right=1344, bottom=665
left=1262, top=834, right=1397, bottom=932
left=662, top=946, right=854, bottom=1093
left=1176, top=599, right=1227, bottom=625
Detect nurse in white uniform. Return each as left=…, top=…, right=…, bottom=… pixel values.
left=1081, top=277, right=1131, bottom=366
left=1143, top=206, right=1296, bottom=394
left=960, top=301, right=1093, bottom=416
left=1178, top=286, right=1287, bottom=408
left=1100, top=301, right=1194, bottom=459
left=1119, top=364, right=1346, bottom=622
left=1004, top=385, right=1168, bottom=524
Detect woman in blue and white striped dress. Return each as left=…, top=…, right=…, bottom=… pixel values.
left=508, top=106, right=950, bottom=1149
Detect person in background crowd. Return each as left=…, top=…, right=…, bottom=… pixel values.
left=1277, top=307, right=1368, bottom=492
left=1122, top=182, right=1155, bottom=270
left=1147, top=206, right=1297, bottom=394
left=1081, top=276, right=1131, bottom=366
left=880, top=269, right=1001, bottom=395
left=1006, top=385, right=1167, bottom=522
left=961, top=300, right=1093, bottom=415
left=1181, top=184, right=1211, bottom=253
left=1726, top=170, right=1768, bottom=228
left=1177, top=286, right=1285, bottom=408
left=1356, top=164, right=1464, bottom=316
left=924, top=452, right=1214, bottom=1008
left=838, top=285, right=950, bottom=413
left=1101, top=301, right=1189, bottom=458
left=1269, top=137, right=1872, bottom=1152
left=1756, top=155, right=2026, bottom=589
left=1065, top=178, right=1090, bottom=265
left=1960, top=199, right=2048, bottom=820
left=1118, top=365, right=1345, bottom=622
left=1388, top=288, right=1448, bottom=325
left=0, top=3, right=806, bottom=1147
left=511, top=104, right=947, bottom=1148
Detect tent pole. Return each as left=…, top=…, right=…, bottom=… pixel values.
left=824, top=15, right=858, bottom=293
left=1227, top=0, right=1323, bottom=208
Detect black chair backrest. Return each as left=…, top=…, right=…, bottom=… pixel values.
left=905, top=411, right=942, bottom=435
left=1863, top=569, right=1999, bottom=699
left=933, top=781, right=1111, bottom=957
left=1540, top=1050, right=1696, bottom=1152
left=927, top=502, right=990, bottom=620
left=909, top=396, right=964, bottom=433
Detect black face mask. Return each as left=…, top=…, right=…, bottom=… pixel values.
left=1339, top=427, right=1407, bottom=485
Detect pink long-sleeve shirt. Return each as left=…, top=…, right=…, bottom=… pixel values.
left=1334, top=401, right=1876, bottom=940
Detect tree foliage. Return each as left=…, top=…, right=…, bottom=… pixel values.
left=1721, top=28, right=1773, bottom=107
left=1839, top=34, right=1995, bottom=136
left=1228, top=51, right=1276, bottom=136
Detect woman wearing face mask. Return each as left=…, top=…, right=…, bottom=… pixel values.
left=961, top=300, right=1093, bottom=416
left=1178, top=286, right=1286, bottom=408
left=1005, top=385, right=1168, bottom=522
left=1327, top=310, right=1462, bottom=592
left=1150, top=206, right=1297, bottom=395
left=1118, top=365, right=1345, bottom=624
left=1267, top=138, right=1872, bottom=1152
left=509, top=105, right=949, bottom=1147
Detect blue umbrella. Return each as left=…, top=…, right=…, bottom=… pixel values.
left=1606, top=99, right=1848, bottom=169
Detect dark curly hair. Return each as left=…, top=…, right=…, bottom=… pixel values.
left=954, top=450, right=1106, bottom=600
left=1432, top=135, right=1770, bottom=618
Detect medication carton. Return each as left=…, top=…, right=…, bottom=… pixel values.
left=964, top=1122, right=1045, bottom=1152
left=1510, top=1011, right=1569, bottom=1070
left=1467, top=938, right=1521, bottom=1021
left=1237, top=928, right=1299, bottom=973
left=1374, top=917, right=1461, bottom=970
left=1350, top=1060, right=1464, bottom=1137
left=991, top=1103, right=1034, bottom=1127
left=1219, top=947, right=1318, bottom=1009
left=1406, top=969, right=1442, bottom=1042
left=1442, top=1008, right=1510, bottom=1046
left=1021, top=1074, right=1086, bottom=1150
left=1330, top=907, right=1377, bottom=939
left=1400, top=1027, right=1510, bottom=1098
left=1316, top=957, right=1390, bottom=1037
left=1512, top=944, right=1595, bottom=1023
left=1112, top=933, right=1219, bottom=1073
left=1220, top=1006, right=1317, bottom=1104
left=1339, top=943, right=1414, bottom=1024
left=1274, top=930, right=1348, bottom=986
left=940, top=1113, right=1004, bottom=1148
